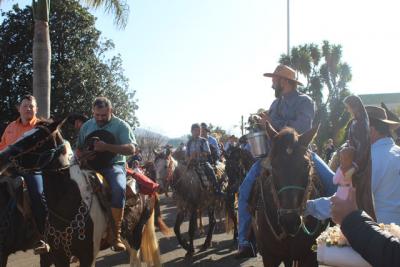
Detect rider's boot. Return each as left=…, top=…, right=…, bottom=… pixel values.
left=111, top=208, right=126, bottom=251
left=235, top=243, right=256, bottom=259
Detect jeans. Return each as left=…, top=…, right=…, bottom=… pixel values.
left=24, top=172, right=47, bottom=234
left=99, top=164, right=126, bottom=208
left=237, top=152, right=336, bottom=247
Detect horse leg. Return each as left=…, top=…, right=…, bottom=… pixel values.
left=39, top=254, right=53, bottom=267
left=0, top=254, right=8, bottom=267
left=174, top=210, right=189, bottom=251
left=198, top=209, right=204, bottom=236
left=202, top=207, right=216, bottom=250
left=298, top=252, right=318, bottom=267
left=187, top=210, right=197, bottom=256
left=227, top=193, right=238, bottom=244
left=261, top=254, right=282, bottom=267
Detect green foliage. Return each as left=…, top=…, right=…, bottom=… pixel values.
left=0, top=1, right=138, bottom=129
left=279, top=41, right=352, bottom=147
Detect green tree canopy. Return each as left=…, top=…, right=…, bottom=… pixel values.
left=0, top=1, right=138, bottom=129
left=279, top=41, right=352, bottom=147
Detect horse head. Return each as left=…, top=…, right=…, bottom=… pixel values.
left=225, top=146, right=254, bottom=190
left=0, top=119, right=72, bottom=175
left=266, top=122, right=319, bottom=236
left=153, top=149, right=176, bottom=192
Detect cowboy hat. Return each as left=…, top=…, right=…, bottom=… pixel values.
left=366, top=106, right=400, bottom=128
left=263, top=64, right=303, bottom=86
left=200, top=122, right=211, bottom=132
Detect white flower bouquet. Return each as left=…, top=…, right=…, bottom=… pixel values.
left=317, top=223, right=400, bottom=266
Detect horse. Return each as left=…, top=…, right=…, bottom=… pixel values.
left=249, top=123, right=326, bottom=267
left=0, top=176, right=52, bottom=267
left=0, top=119, right=163, bottom=267
left=153, top=150, right=218, bottom=257
left=224, top=145, right=255, bottom=243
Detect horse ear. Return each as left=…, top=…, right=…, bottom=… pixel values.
left=265, top=121, right=278, bottom=139
left=47, top=117, right=67, bottom=132
left=298, top=124, right=319, bottom=147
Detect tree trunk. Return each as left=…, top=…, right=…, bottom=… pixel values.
left=33, top=19, right=51, bottom=119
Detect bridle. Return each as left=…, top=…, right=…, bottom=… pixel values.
left=259, top=151, right=321, bottom=241
left=7, top=125, right=70, bottom=173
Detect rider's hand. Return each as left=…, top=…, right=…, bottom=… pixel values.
left=254, top=112, right=271, bottom=130
left=93, top=140, right=108, bottom=152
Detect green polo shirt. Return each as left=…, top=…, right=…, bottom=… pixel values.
left=77, top=115, right=136, bottom=165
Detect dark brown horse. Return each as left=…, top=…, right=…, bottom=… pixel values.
left=224, top=146, right=254, bottom=243
left=249, top=123, right=326, bottom=267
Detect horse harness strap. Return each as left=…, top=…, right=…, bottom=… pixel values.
left=9, top=129, right=70, bottom=173
left=44, top=168, right=94, bottom=259
left=258, top=155, right=318, bottom=240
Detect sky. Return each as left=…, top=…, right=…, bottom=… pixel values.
left=2, top=0, right=400, bottom=138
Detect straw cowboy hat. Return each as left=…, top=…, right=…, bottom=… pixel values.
left=366, top=106, right=400, bottom=129
left=263, top=64, right=303, bottom=86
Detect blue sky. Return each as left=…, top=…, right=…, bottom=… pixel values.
left=2, top=0, right=400, bottom=137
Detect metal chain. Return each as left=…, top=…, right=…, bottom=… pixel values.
left=44, top=199, right=91, bottom=259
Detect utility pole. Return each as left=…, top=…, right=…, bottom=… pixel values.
left=287, top=0, right=290, bottom=56
left=240, top=115, right=244, bottom=136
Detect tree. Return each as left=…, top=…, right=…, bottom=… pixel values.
left=0, top=0, right=129, bottom=118
left=279, top=41, right=352, bottom=147
left=135, top=129, right=168, bottom=162
left=0, top=2, right=138, bottom=131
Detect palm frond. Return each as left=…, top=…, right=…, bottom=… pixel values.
left=84, top=0, right=129, bottom=29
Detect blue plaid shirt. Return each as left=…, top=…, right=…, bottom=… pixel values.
left=269, top=90, right=315, bottom=134
left=186, top=137, right=211, bottom=161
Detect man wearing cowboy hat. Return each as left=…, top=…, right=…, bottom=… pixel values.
left=236, top=64, right=317, bottom=258
left=201, top=122, right=221, bottom=163
left=306, top=105, right=400, bottom=226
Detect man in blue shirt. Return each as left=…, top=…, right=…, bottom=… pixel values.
left=306, top=106, right=400, bottom=225
left=186, top=123, right=223, bottom=196
left=236, top=65, right=335, bottom=258
left=77, top=97, right=136, bottom=251
left=200, top=122, right=221, bottom=163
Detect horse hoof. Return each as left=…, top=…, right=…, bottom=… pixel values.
left=201, top=242, right=211, bottom=251
left=185, top=250, right=194, bottom=258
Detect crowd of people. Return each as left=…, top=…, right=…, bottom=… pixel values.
left=2, top=64, right=400, bottom=266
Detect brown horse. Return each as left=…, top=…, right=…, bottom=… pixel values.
left=249, top=123, right=326, bottom=267
left=154, top=151, right=219, bottom=257
left=224, top=145, right=255, bottom=243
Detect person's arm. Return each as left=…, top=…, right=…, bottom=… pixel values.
left=286, top=96, right=315, bottom=134
left=94, top=121, right=136, bottom=155
left=0, top=124, right=10, bottom=151
left=305, top=197, right=332, bottom=220
left=341, top=211, right=400, bottom=267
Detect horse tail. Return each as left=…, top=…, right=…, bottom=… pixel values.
left=154, top=193, right=172, bottom=237
left=140, top=198, right=161, bottom=267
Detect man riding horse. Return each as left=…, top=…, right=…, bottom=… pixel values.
left=236, top=65, right=336, bottom=258
left=0, top=95, right=49, bottom=255
left=76, top=96, right=136, bottom=251
left=186, top=123, right=223, bottom=196
left=200, top=122, right=221, bottom=164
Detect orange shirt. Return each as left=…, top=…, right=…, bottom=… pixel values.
left=0, top=117, right=38, bottom=151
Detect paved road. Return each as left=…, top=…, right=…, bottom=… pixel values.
left=7, top=195, right=264, bottom=267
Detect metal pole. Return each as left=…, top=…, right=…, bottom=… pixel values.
left=287, top=0, right=290, bottom=56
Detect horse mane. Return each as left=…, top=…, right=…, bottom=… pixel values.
left=270, top=127, right=300, bottom=159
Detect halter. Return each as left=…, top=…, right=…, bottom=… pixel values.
left=8, top=126, right=70, bottom=173
left=259, top=153, right=322, bottom=241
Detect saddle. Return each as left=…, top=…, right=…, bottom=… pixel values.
left=88, top=171, right=153, bottom=251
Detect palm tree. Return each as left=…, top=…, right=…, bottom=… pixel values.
left=0, top=0, right=129, bottom=118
